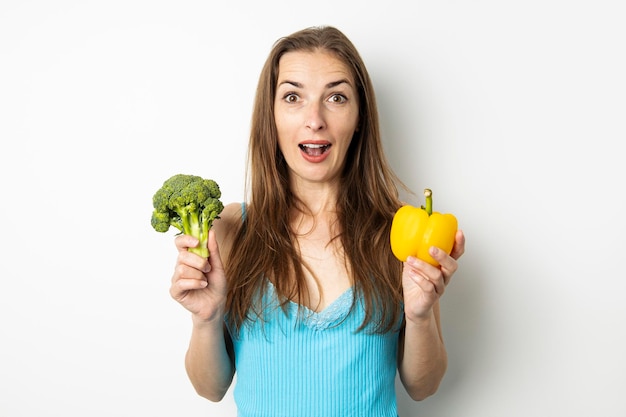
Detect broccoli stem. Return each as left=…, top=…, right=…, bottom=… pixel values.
left=181, top=206, right=209, bottom=258
left=188, top=238, right=209, bottom=258
left=200, top=215, right=210, bottom=257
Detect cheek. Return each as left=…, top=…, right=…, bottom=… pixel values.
left=275, top=111, right=298, bottom=138
left=275, top=126, right=293, bottom=155
left=337, top=118, right=359, bottom=146
left=337, top=108, right=359, bottom=136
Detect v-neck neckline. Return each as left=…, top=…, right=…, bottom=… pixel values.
left=266, top=281, right=355, bottom=330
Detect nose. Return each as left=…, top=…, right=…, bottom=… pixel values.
left=305, top=101, right=326, bottom=131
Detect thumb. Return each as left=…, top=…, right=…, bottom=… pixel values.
left=207, top=229, right=225, bottom=271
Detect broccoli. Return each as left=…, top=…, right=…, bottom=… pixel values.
left=151, top=174, right=224, bottom=258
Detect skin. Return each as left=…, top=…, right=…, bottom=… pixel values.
left=169, top=49, right=466, bottom=402
left=273, top=50, right=359, bottom=309
left=274, top=50, right=358, bottom=191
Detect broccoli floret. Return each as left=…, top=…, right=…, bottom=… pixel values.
left=151, top=174, right=224, bottom=258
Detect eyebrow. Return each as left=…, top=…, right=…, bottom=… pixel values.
left=278, top=79, right=352, bottom=89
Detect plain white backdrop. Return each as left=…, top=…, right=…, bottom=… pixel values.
left=1, top=1, right=625, bottom=416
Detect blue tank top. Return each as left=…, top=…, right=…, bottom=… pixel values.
left=228, top=275, right=400, bottom=417
left=229, top=204, right=400, bottom=416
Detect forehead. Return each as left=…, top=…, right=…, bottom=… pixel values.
left=277, top=50, right=354, bottom=83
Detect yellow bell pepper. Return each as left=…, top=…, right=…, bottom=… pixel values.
left=390, top=188, right=458, bottom=266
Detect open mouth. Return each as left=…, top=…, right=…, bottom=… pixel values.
left=298, top=143, right=331, bottom=156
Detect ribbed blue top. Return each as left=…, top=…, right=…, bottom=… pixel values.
left=228, top=282, right=400, bottom=417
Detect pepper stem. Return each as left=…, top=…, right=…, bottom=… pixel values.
left=424, top=188, right=433, bottom=215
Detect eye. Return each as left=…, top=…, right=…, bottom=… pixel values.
left=283, top=93, right=299, bottom=103
left=328, top=94, right=348, bottom=104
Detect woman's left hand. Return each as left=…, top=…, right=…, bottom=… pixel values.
left=402, top=229, right=466, bottom=322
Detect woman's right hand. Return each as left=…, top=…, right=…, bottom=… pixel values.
left=170, top=230, right=228, bottom=323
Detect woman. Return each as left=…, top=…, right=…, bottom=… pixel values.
left=170, top=26, right=465, bottom=416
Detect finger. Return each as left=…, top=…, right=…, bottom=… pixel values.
left=405, top=257, right=445, bottom=295
left=171, top=277, right=208, bottom=295
left=174, top=234, right=200, bottom=252
left=176, top=248, right=211, bottom=274
left=170, top=277, right=208, bottom=302
left=409, top=270, right=446, bottom=300
left=427, top=246, right=456, bottom=272
left=450, top=229, right=465, bottom=260
left=171, top=263, right=206, bottom=284
left=171, top=263, right=207, bottom=291
left=425, top=268, right=446, bottom=295
left=206, top=230, right=224, bottom=271
left=427, top=247, right=457, bottom=288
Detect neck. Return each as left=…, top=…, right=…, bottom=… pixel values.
left=290, top=180, right=340, bottom=217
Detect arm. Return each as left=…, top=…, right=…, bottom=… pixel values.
left=184, top=310, right=235, bottom=401
left=397, top=301, right=447, bottom=400
left=170, top=203, right=242, bottom=401
left=397, top=230, right=465, bottom=400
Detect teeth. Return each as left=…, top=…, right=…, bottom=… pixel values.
left=299, top=143, right=330, bottom=156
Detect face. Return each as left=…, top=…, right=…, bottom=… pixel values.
left=274, top=50, right=359, bottom=189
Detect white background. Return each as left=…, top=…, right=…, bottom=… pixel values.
left=1, top=1, right=625, bottom=416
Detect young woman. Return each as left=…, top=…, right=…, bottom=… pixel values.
left=169, top=26, right=465, bottom=417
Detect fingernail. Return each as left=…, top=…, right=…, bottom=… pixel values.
left=429, top=246, right=439, bottom=256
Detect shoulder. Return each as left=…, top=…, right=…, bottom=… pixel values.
left=211, top=202, right=244, bottom=263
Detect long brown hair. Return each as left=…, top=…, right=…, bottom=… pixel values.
left=225, top=26, right=405, bottom=334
